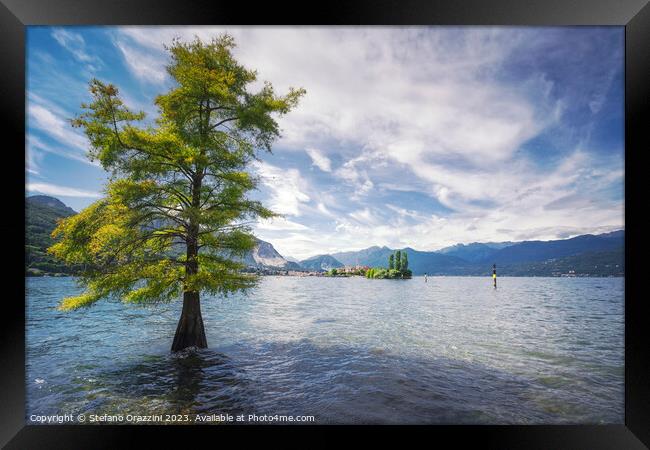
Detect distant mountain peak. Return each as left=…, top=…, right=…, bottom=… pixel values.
left=299, top=254, right=344, bottom=271
left=436, top=242, right=499, bottom=263
left=598, top=229, right=624, bottom=239
left=246, top=239, right=293, bottom=268
left=27, top=195, right=76, bottom=215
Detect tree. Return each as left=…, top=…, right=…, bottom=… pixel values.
left=401, top=251, right=408, bottom=271
left=394, top=250, right=402, bottom=271
left=388, top=253, right=394, bottom=270
left=49, top=35, right=305, bottom=352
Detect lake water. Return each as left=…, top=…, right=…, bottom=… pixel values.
left=26, top=276, right=624, bottom=424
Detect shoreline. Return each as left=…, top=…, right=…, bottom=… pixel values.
left=26, top=273, right=625, bottom=279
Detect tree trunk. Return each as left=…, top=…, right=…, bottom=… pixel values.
left=172, top=170, right=206, bottom=352
left=171, top=290, right=208, bottom=352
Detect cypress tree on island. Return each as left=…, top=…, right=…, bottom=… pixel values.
left=401, top=251, right=408, bottom=271
left=48, top=35, right=305, bottom=352
left=394, top=250, right=402, bottom=271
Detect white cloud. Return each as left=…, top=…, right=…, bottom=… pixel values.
left=26, top=93, right=101, bottom=169
left=254, top=161, right=310, bottom=216
left=27, top=182, right=101, bottom=198
left=28, top=135, right=98, bottom=167
left=109, top=28, right=550, bottom=167
left=114, top=39, right=167, bottom=84
left=261, top=147, right=623, bottom=258
left=51, top=28, right=102, bottom=70
left=348, top=207, right=380, bottom=226
left=316, top=202, right=333, bottom=217
left=256, top=217, right=309, bottom=231
left=100, top=27, right=623, bottom=257
left=28, top=101, right=87, bottom=152
left=26, top=149, right=42, bottom=175
left=334, top=151, right=381, bottom=198
left=305, top=147, right=331, bottom=172
left=386, top=204, right=425, bottom=220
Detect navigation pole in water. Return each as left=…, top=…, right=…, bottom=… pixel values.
left=492, top=263, right=497, bottom=289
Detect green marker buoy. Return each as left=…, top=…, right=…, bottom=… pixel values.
left=492, top=263, right=497, bottom=289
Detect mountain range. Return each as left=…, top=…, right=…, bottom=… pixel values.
left=25, top=195, right=624, bottom=277
left=329, top=231, right=623, bottom=276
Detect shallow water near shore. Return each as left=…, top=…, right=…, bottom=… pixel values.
left=26, top=276, right=624, bottom=424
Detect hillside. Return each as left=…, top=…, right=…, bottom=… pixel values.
left=437, top=242, right=509, bottom=262
left=332, top=246, right=393, bottom=267
left=331, top=246, right=382, bottom=266
left=485, top=231, right=624, bottom=265
left=26, top=195, right=78, bottom=276
left=495, top=248, right=624, bottom=277
left=299, top=254, right=344, bottom=271
left=437, top=242, right=494, bottom=261
left=402, top=247, right=472, bottom=275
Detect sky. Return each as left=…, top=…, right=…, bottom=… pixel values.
left=26, top=26, right=624, bottom=259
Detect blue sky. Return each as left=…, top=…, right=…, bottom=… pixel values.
left=26, top=26, right=624, bottom=259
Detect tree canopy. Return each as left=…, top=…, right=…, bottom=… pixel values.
left=49, top=35, right=305, bottom=314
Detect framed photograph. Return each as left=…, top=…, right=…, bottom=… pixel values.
left=2, top=0, right=648, bottom=447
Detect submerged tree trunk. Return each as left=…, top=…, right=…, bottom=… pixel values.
left=171, top=170, right=206, bottom=352
left=171, top=166, right=207, bottom=352
left=171, top=290, right=208, bottom=351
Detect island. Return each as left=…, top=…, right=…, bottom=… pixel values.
left=365, top=250, right=412, bottom=279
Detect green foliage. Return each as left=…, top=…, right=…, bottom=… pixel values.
left=401, top=252, right=408, bottom=271
left=366, top=267, right=411, bottom=279
left=328, top=268, right=338, bottom=276
left=50, top=35, right=304, bottom=310
left=387, top=269, right=402, bottom=278
left=365, top=268, right=377, bottom=278
left=368, top=250, right=412, bottom=280
left=367, top=268, right=387, bottom=279
left=387, top=249, right=408, bottom=272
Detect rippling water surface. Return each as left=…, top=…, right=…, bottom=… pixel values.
left=26, top=276, right=624, bottom=424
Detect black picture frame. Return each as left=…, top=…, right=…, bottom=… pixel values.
left=2, top=0, right=648, bottom=447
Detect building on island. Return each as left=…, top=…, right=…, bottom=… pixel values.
left=340, top=265, right=370, bottom=274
